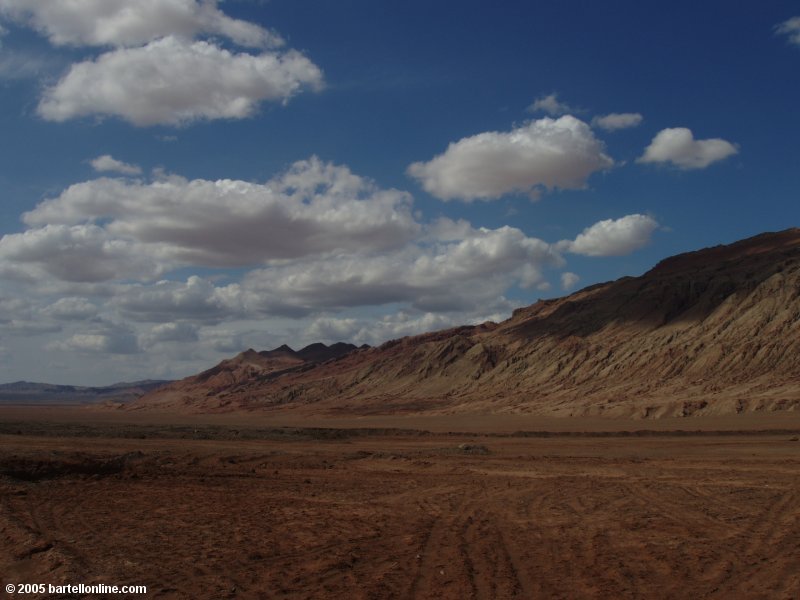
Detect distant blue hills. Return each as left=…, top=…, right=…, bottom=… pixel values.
left=0, top=380, right=172, bottom=404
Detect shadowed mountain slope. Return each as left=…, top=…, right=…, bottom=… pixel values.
left=134, top=229, right=800, bottom=418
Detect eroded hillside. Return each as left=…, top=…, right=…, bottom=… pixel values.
left=134, top=229, right=800, bottom=418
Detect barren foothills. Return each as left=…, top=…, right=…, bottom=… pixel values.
left=135, top=229, right=800, bottom=419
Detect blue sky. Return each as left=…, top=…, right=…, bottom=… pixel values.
left=0, top=1, right=798, bottom=385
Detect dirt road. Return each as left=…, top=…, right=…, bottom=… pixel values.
left=1, top=426, right=799, bottom=599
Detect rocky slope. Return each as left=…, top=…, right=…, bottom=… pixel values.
left=134, top=229, right=800, bottom=418
left=138, top=342, right=362, bottom=408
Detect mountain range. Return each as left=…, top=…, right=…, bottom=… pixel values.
left=133, top=228, right=800, bottom=419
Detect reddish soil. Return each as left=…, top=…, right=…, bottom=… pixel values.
left=1, top=409, right=799, bottom=599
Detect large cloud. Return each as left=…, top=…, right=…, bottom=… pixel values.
left=37, top=36, right=323, bottom=126
left=407, top=116, right=613, bottom=201
left=557, top=214, right=659, bottom=257
left=638, top=128, right=738, bottom=170
left=33, top=219, right=559, bottom=331
left=0, top=0, right=279, bottom=48
left=4, top=161, right=657, bottom=321
left=18, top=158, right=418, bottom=275
left=92, top=225, right=560, bottom=324
left=240, top=226, right=562, bottom=315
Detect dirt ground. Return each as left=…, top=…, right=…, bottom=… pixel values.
left=1, top=410, right=799, bottom=599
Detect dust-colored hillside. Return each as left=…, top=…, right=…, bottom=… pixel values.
left=134, top=229, right=800, bottom=418
left=139, top=342, right=362, bottom=409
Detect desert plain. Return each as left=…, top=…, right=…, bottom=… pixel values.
left=2, top=406, right=799, bottom=599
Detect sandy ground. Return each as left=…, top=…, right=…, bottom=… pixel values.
left=1, top=408, right=800, bottom=599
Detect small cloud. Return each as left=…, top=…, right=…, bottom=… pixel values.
left=157, top=135, right=178, bottom=143
left=637, top=127, right=738, bottom=170
left=90, top=154, right=142, bottom=175
left=526, top=93, right=576, bottom=116
left=591, top=112, right=643, bottom=131
left=408, top=116, right=613, bottom=201
left=557, top=214, right=659, bottom=257
left=561, top=272, right=580, bottom=291
left=776, top=16, right=800, bottom=46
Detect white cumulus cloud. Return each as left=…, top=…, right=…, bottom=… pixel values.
left=557, top=214, right=659, bottom=257
left=240, top=225, right=562, bottom=316
left=37, top=36, right=323, bottom=126
left=591, top=112, right=643, bottom=131
left=0, top=0, right=280, bottom=48
left=19, top=157, right=418, bottom=274
left=1, top=159, right=426, bottom=292
left=638, top=127, right=738, bottom=170
left=407, top=116, right=613, bottom=201
left=90, top=155, right=142, bottom=175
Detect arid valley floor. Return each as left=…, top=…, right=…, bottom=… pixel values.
left=1, top=408, right=799, bottom=599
